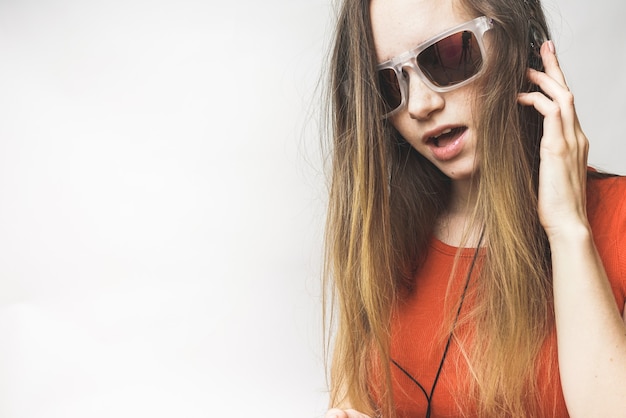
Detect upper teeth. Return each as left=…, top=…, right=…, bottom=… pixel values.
left=433, top=128, right=453, bottom=139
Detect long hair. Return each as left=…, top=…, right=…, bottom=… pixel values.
left=323, top=0, right=557, bottom=416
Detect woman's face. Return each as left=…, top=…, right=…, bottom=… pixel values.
left=370, top=0, right=482, bottom=182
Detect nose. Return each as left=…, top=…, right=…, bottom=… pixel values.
left=403, top=67, right=445, bottom=120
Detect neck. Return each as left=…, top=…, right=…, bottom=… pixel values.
left=448, top=177, right=478, bottom=216
left=435, top=177, right=483, bottom=247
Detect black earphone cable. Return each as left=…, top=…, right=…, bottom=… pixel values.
left=391, top=228, right=485, bottom=418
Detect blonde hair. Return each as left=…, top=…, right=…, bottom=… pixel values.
left=323, top=0, right=561, bottom=416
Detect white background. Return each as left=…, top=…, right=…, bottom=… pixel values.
left=0, top=0, right=623, bottom=417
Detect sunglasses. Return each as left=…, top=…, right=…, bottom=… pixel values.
left=376, top=16, right=493, bottom=117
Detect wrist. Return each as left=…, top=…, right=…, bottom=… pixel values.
left=545, top=221, right=593, bottom=251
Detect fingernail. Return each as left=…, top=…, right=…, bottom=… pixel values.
left=547, top=40, right=555, bottom=54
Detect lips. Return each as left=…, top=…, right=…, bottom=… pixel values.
left=425, top=126, right=468, bottom=161
left=427, top=126, right=466, bottom=147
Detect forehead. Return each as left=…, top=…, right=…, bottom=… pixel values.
left=370, top=0, right=474, bottom=62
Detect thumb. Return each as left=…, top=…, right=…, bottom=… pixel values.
left=325, top=408, right=372, bottom=418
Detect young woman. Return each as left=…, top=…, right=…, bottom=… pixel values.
left=322, top=0, right=626, bottom=417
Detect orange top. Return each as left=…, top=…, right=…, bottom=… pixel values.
left=388, top=175, right=626, bottom=417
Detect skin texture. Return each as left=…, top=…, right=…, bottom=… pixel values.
left=325, top=408, right=372, bottom=418
left=327, top=0, right=626, bottom=416
left=519, top=42, right=626, bottom=416
left=370, top=0, right=484, bottom=246
left=371, top=0, right=478, bottom=183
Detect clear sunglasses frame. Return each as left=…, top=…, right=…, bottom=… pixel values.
left=376, top=16, right=494, bottom=118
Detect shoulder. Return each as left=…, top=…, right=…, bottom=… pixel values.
left=586, top=173, right=626, bottom=301
left=586, top=174, right=626, bottom=229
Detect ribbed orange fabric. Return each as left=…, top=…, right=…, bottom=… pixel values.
left=388, top=176, right=626, bottom=417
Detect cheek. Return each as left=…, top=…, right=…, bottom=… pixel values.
left=388, top=116, right=421, bottom=147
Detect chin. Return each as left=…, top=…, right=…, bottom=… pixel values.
left=437, top=163, right=478, bottom=182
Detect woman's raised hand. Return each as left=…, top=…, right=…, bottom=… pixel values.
left=325, top=408, right=372, bottom=418
left=517, top=40, right=590, bottom=241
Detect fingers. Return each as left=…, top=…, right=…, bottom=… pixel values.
left=325, top=409, right=347, bottom=418
left=517, top=40, right=586, bottom=153
left=523, top=40, right=571, bottom=111
left=524, top=42, right=579, bottom=134
left=517, top=91, right=567, bottom=150
left=325, top=408, right=372, bottom=418
left=516, top=40, right=590, bottom=235
left=523, top=68, right=578, bottom=138
left=538, top=40, right=567, bottom=88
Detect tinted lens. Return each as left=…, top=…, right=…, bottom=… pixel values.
left=417, top=30, right=483, bottom=87
left=377, top=68, right=402, bottom=113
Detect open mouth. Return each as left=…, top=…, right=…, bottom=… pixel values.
left=428, top=127, right=467, bottom=148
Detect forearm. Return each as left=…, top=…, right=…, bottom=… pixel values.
left=550, top=225, right=626, bottom=416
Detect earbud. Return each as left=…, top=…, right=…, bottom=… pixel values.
left=528, top=19, right=547, bottom=71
